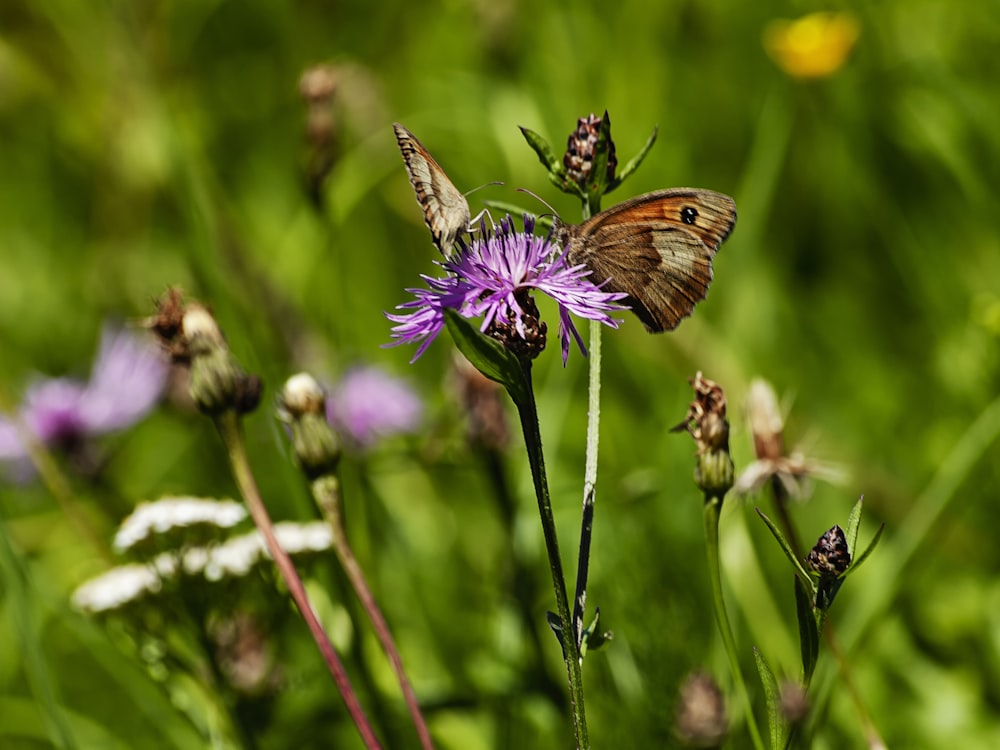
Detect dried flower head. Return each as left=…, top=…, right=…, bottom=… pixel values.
left=564, top=112, right=618, bottom=189
left=387, top=215, right=626, bottom=365
left=675, top=671, right=728, bottom=748
left=734, top=378, right=845, bottom=500
left=147, top=292, right=262, bottom=416
left=764, top=12, right=860, bottom=79
left=673, top=373, right=734, bottom=500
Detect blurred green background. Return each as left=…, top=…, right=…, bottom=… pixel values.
left=2, top=0, right=1000, bottom=747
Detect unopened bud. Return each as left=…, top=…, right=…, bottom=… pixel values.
left=278, top=374, right=341, bottom=479
left=806, top=525, right=851, bottom=578
left=676, top=672, right=728, bottom=748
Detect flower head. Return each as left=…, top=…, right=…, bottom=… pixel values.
left=387, top=215, right=627, bottom=365
left=327, top=365, right=423, bottom=449
left=764, top=12, right=860, bottom=79
left=734, top=378, right=845, bottom=500
left=672, top=372, right=734, bottom=501
left=0, top=325, right=169, bottom=477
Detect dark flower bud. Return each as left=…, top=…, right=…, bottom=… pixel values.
left=564, top=112, right=617, bottom=190
left=676, top=671, right=728, bottom=748
left=806, top=525, right=851, bottom=578
left=486, top=290, right=547, bottom=362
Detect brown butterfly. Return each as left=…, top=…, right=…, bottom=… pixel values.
left=393, top=123, right=474, bottom=255
left=555, top=189, right=737, bottom=333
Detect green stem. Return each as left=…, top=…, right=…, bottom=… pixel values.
left=311, top=474, right=435, bottom=750
left=514, top=361, right=589, bottom=749
left=571, top=321, right=602, bottom=649
left=703, top=495, right=765, bottom=750
left=213, top=411, right=383, bottom=750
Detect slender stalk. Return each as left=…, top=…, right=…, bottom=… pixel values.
left=768, top=479, right=884, bottom=746
left=572, top=321, right=602, bottom=648
left=703, top=495, right=765, bottom=750
left=515, top=361, right=589, bottom=749
left=311, top=474, right=435, bottom=750
left=213, top=411, right=383, bottom=750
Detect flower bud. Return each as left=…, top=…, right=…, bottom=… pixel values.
left=563, top=112, right=617, bottom=190
left=675, top=671, right=728, bottom=748
left=806, top=525, right=851, bottom=578
left=278, top=374, right=341, bottom=479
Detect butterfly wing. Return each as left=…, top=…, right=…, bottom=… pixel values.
left=393, top=123, right=471, bottom=255
left=564, top=189, right=737, bottom=333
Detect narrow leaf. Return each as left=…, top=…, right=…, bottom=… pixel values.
left=588, top=111, right=613, bottom=200
left=794, top=576, right=820, bottom=682
left=842, top=522, right=885, bottom=579
left=444, top=309, right=528, bottom=406
left=845, top=495, right=864, bottom=556
left=756, top=508, right=813, bottom=587
left=753, top=647, right=785, bottom=750
left=519, top=126, right=564, bottom=177
left=607, top=124, right=659, bottom=193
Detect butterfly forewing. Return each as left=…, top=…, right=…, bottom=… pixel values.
left=560, top=188, right=736, bottom=333
left=393, top=123, right=471, bottom=255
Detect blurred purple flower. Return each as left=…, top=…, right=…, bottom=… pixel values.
left=386, top=215, right=627, bottom=365
left=326, top=365, right=423, bottom=449
left=0, top=325, right=169, bottom=475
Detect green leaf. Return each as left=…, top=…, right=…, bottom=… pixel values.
left=519, top=125, right=564, bottom=178
left=842, top=522, right=885, bottom=579
left=579, top=607, right=612, bottom=659
left=545, top=610, right=568, bottom=661
left=607, top=123, right=658, bottom=193
left=444, top=308, right=529, bottom=406
left=845, top=495, right=864, bottom=556
left=753, top=647, right=784, bottom=750
left=756, top=508, right=814, bottom=588
left=794, top=576, right=821, bottom=682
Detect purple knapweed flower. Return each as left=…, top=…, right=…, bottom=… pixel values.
left=0, top=325, right=169, bottom=477
left=386, top=215, right=627, bottom=365
left=326, top=365, right=423, bottom=449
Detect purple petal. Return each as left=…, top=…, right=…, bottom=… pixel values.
left=326, top=365, right=424, bottom=449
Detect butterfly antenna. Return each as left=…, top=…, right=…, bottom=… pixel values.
left=516, top=187, right=561, bottom=222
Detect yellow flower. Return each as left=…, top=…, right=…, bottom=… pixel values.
left=764, top=12, right=860, bottom=79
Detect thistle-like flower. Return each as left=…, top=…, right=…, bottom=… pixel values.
left=0, top=325, right=169, bottom=478
left=326, top=366, right=423, bottom=450
left=387, top=215, right=626, bottom=365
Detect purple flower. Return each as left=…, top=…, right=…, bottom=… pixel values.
left=386, top=215, right=627, bottom=365
left=326, top=365, right=423, bottom=449
left=0, top=325, right=169, bottom=476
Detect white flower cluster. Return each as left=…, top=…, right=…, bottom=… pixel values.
left=73, top=521, right=334, bottom=614
left=114, top=496, right=248, bottom=552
